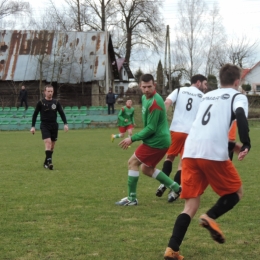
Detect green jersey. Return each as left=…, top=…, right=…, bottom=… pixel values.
left=131, top=92, right=170, bottom=149
left=117, top=106, right=135, bottom=127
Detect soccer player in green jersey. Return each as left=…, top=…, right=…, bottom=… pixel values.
left=115, top=74, right=181, bottom=206
left=111, top=100, right=135, bottom=142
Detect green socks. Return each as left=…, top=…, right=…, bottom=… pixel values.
left=153, top=170, right=180, bottom=193
left=127, top=170, right=139, bottom=201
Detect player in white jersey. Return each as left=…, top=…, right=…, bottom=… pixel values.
left=156, top=74, right=207, bottom=202
left=164, top=64, right=251, bottom=260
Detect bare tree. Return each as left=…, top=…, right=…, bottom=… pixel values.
left=173, top=0, right=207, bottom=80
left=81, top=0, right=117, bottom=31
left=0, top=0, right=30, bottom=20
left=204, top=3, right=226, bottom=76
left=114, top=0, right=165, bottom=63
left=225, top=37, right=258, bottom=68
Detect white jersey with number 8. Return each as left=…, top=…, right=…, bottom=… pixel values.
left=167, top=86, right=204, bottom=133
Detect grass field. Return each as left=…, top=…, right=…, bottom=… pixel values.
left=0, top=119, right=259, bottom=260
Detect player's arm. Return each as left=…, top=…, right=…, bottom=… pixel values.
left=235, top=107, right=251, bottom=152
left=57, top=102, right=69, bottom=131
left=131, top=105, right=161, bottom=142
left=30, top=102, right=41, bottom=134
left=117, top=108, right=125, bottom=122
left=57, top=102, right=67, bottom=124
left=164, top=88, right=178, bottom=111
left=131, top=110, right=135, bottom=125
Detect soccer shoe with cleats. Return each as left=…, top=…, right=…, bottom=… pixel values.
left=199, top=214, right=225, bottom=243
left=164, top=247, right=184, bottom=260
left=168, top=190, right=181, bottom=203
left=111, top=134, right=115, bottom=143
left=45, top=160, right=53, bottom=170
left=43, top=163, right=48, bottom=169
left=48, top=162, right=53, bottom=170
left=115, top=197, right=138, bottom=206
left=156, top=184, right=167, bottom=197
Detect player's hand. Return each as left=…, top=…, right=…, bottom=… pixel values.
left=119, top=137, right=132, bottom=150
left=238, top=148, right=248, bottom=161
left=64, top=124, right=69, bottom=132
left=30, top=127, right=35, bottom=135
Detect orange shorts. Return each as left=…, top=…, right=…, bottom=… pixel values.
left=228, top=121, right=237, bottom=141
left=180, top=158, right=242, bottom=199
left=135, top=143, right=168, bottom=168
left=166, top=131, right=188, bottom=157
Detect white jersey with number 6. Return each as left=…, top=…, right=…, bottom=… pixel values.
left=183, top=88, right=248, bottom=161
left=167, top=86, right=204, bottom=133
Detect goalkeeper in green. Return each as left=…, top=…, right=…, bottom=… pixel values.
left=111, top=100, right=135, bottom=142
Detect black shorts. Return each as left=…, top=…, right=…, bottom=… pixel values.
left=40, top=122, right=58, bottom=141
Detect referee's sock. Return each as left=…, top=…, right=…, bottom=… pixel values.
left=45, top=150, right=52, bottom=163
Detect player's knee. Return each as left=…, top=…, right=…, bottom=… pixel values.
left=166, top=155, right=175, bottom=162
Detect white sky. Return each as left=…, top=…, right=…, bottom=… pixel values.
left=7, top=0, right=260, bottom=71
left=163, top=0, right=260, bottom=57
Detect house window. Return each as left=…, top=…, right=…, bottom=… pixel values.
left=115, top=86, right=119, bottom=94
left=119, top=86, right=124, bottom=96
left=256, top=85, right=260, bottom=92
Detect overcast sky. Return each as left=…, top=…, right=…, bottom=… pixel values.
left=6, top=0, right=260, bottom=72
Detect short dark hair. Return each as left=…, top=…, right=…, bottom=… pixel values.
left=139, top=74, right=154, bottom=84
left=219, top=64, right=241, bottom=86
left=191, top=74, right=207, bottom=84
left=44, top=84, right=53, bottom=90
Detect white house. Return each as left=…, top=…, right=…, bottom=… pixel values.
left=241, top=61, right=260, bottom=94
left=114, top=58, right=135, bottom=95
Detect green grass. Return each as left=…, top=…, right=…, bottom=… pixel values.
left=0, top=120, right=259, bottom=259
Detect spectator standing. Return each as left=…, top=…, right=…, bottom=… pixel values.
left=19, top=85, right=28, bottom=109
left=106, top=88, right=116, bottom=114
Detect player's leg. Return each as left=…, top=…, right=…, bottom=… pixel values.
left=156, top=132, right=186, bottom=197
left=47, top=125, right=58, bottom=170
left=165, top=197, right=200, bottom=260
left=43, top=138, right=53, bottom=169
left=199, top=160, right=242, bottom=243
left=115, top=154, right=141, bottom=206
left=168, top=160, right=182, bottom=202
left=156, top=155, right=175, bottom=197
left=111, top=127, right=126, bottom=142
left=41, top=124, right=53, bottom=169
left=127, top=126, right=133, bottom=138
left=165, top=158, right=204, bottom=259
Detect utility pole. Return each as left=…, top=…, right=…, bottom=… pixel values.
left=163, top=25, right=172, bottom=95
left=104, top=0, right=109, bottom=93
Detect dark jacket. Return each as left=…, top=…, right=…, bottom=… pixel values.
left=19, top=89, right=28, bottom=100
left=106, top=92, right=116, bottom=104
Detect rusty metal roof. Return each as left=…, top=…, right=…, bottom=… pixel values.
left=0, top=30, right=118, bottom=83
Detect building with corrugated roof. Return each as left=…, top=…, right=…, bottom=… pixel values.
left=0, top=30, right=120, bottom=107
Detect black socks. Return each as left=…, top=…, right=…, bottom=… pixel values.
left=168, top=213, right=191, bottom=252
left=206, top=193, right=240, bottom=220
left=45, top=150, right=53, bottom=163
left=162, top=160, right=172, bottom=177
left=174, top=170, right=181, bottom=185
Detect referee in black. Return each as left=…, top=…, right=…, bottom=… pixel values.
left=30, top=84, right=69, bottom=170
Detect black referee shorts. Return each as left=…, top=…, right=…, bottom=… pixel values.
left=40, top=122, right=58, bottom=141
